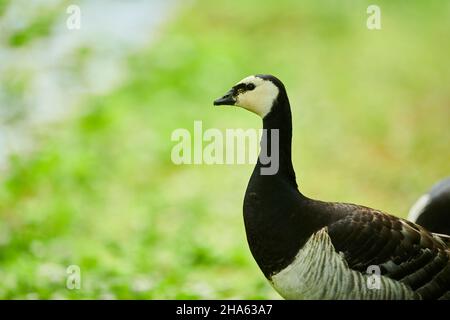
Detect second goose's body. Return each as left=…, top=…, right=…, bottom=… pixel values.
left=408, top=177, right=450, bottom=236
left=214, top=74, right=450, bottom=300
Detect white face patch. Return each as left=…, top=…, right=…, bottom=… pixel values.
left=234, top=76, right=279, bottom=118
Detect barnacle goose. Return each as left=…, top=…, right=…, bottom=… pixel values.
left=214, top=74, right=450, bottom=300
left=408, top=177, right=450, bottom=236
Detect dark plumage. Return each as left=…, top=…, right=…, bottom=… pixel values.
left=215, top=74, right=450, bottom=299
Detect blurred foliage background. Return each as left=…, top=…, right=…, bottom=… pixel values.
left=0, top=0, right=449, bottom=299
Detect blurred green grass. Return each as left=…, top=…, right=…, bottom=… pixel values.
left=0, top=0, right=449, bottom=299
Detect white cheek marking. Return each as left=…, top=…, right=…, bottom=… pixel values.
left=408, top=194, right=430, bottom=223
left=234, top=76, right=279, bottom=118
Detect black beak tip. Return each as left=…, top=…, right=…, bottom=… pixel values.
left=213, top=95, right=235, bottom=106
left=214, top=89, right=236, bottom=106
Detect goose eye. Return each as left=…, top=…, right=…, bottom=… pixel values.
left=246, top=83, right=255, bottom=91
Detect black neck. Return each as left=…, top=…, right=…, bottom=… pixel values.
left=244, top=86, right=309, bottom=278
left=243, top=78, right=334, bottom=278
left=255, top=89, right=298, bottom=188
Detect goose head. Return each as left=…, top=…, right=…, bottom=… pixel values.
left=214, top=74, right=284, bottom=118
